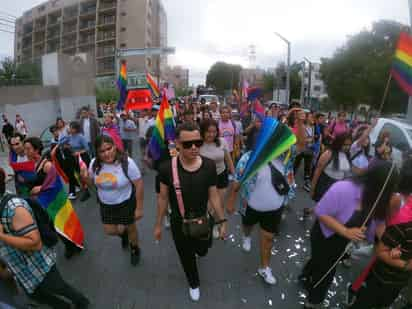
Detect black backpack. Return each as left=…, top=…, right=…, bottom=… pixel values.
left=0, top=194, right=59, bottom=248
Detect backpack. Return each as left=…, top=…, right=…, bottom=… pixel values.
left=0, top=194, right=59, bottom=248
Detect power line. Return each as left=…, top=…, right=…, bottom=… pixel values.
left=0, top=22, right=14, bottom=28
left=0, top=10, right=17, bottom=19
left=0, top=17, right=15, bottom=24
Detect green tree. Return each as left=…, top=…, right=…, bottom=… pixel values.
left=271, top=61, right=303, bottom=101
left=320, top=20, right=409, bottom=113
left=206, top=62, right=242, bottom=95
left=95, top=86, right=119, bottom=103
left=0, top=57, right=42, bottom=84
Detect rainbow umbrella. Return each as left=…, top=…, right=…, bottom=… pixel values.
left=240, top=117, right=296, bottom=183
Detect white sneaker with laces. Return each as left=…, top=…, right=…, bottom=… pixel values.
left=242, top=236, right=251, bottom=252
left=189, top=287, right=200, bottom=301
left=212, top=225, right=220, bottom=239
left=68, top=193, right=77, bottom=200
left=258, top=267, right=277, bottom=285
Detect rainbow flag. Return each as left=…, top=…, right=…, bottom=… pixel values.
left=392, top=32, right=412, bottom=95
left=9, top=152, right=36, bottom=197
left=146, top=72, right=160, bottom=97
left=116, top=61, right=128, bottom=110
left=148, top=93, right=175, bottom=160
left=37, top=167, right=84, bottom=248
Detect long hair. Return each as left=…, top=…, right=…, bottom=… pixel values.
left=351, top=160, right=399, bottom=221
left=92, top=135, right=126, bottom=174
left=329, top=133, right=351, bottom=170
left=353, top=126, right=370, bottom=155
left=200, top=119, right=221, bottom=147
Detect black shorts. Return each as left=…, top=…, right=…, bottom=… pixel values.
left=216, top=169, right=229, bottom=189
left=241, top=205, right=284, bottom=234
left=99, top=192, right=136, bottom=225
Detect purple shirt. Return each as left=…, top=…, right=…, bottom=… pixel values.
left=314, top=180, right=380, bottom=242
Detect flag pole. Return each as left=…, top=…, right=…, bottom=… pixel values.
left=378, top=72, right=392, bottom=115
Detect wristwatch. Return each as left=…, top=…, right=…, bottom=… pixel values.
left=215, top=219, right=227, bottom=225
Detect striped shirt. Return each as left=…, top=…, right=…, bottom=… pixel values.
left=0, top=196, right=56, bottom=294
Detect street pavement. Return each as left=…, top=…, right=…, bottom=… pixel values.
left=0, top=146, right=408, bottom=309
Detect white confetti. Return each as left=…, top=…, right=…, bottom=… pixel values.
left=288, top=252, right=298, bottom=258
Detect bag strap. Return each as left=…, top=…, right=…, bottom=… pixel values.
left=172, top=157, right=185, bottom=218
left=120, top=156, right=133, bottom=185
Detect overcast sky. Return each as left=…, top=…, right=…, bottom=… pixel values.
left=0, top=0, right=410, bottom=85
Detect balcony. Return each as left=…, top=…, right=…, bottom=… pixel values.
left=79, top=35, right=95, bottom=45
left=98, top=16, right=115, bottom=27
left=47, top=34, right=60, bottom=41
left=97, top=31, right=115, bottom=42
left=96, top=47, right=115, bottom=58
left=99, top=2, right=116, bottom=12
left=34, top=39, right=45, bottom=46
left=47, top=21, right=61, bottom=29
left=47, top=45, right=59, bottom=53
left=80, top=7, right=96, bottom=17
left=62, top=40, right=76, bottom=50
left=63, top=27, right=77, bottom=36
left=97, top=63, right=115, bottom=75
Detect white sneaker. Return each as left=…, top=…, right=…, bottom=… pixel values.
left=212, top=225, right=220, bottom=239
left=242, top=236, right=251, bottom=252
left=75, top=187, right=81, bottom=193
left=258, top=267, right=277, bottom=285
left=189, top=287, right=200, bottom=301
left=68, top=193, right=77, bottom=200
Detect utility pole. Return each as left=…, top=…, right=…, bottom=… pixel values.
left=304, top=57, right=312, bottom=109
left=274, top=32, right=291, bottom=105
left=408, top=0, right=412, bottom=121
left=300, top=61, right=305, bottom=105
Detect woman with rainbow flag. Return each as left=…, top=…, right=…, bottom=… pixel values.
left=23, top=137, right=85, bottom=259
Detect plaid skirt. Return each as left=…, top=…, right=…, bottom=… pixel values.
left=99, top=191, right=136, bottom=225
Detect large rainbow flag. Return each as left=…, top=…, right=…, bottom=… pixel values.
left=148, top=93, right=175, bottom=160
left=9, top=152, right=36, bottom=197
left=392, top=31, right=412, bottom=95
left=116, top=60, right=128, bottom=110
left=146, top=72, right=160, bottom=97
left=36, top=167, right=84, bottom=248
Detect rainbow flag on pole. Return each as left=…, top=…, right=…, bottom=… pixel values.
left=392, top=32, right=412, bottom=95
left=148, top=93, right=175, bottom=160
left=116, top=61, right=128, bottom=110
left=146, top=72, right=160, bottom=97
left=37, top=168, right=84, bottom=248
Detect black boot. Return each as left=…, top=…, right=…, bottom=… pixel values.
left=120, top=230, right=129, bottom=249
left=130, top=245, right=141, bottom=266
left=79, top=189, right=91, bottom=202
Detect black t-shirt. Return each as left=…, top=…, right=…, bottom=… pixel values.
left=158, top=156, right=217, bottom=221
left=373, top=223, right=412, bottom=286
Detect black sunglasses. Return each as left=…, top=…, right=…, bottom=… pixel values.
left=181, top=139, right=203, bottom=149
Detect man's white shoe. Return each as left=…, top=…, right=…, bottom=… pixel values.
left=189, top=287, right=200, bottom=301
left=212, top=225, right=220, bottom=239
left=242, top=236, right=251, bottom=252
left=258, top=267, right=277, bottom=285
left=68, top=193, right=77, bottom=200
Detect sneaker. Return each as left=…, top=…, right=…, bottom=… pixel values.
left=68, top=193, right=77, bottom=200
left=164, top=214, right=170, bottom=229
left=75, top=187, right=81, bottom=193
left=242, top=236, right=251, bottom=252
left=257, top=267, right=277, bottom=285
left=189, top=287, right=200, bottom=301
left=303, top=181, right=311, bottom=192
left=212, top=225, right=220, bottom=239
left=130, top=246, right=141, bottom=266
left=120, top=231, right=129, bottom=249
left=345, top=282, right=357, bottom=306
left=79, top=190, right=91, bottom=202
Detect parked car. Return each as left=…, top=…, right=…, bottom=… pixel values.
left=369, top=118, right=412, bottom=166
left=39, top=126, right=53, bottom=153
left=198, top=94, right=219, bottom=105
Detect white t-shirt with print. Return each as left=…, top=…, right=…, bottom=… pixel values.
left=89, top=157, right=141, bottom=205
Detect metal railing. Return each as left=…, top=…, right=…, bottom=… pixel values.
left=99, top=2, right=116, bottom=10
left=98, top=16, right=115, bottom=25
left=97, top=32, right=115, bottom=41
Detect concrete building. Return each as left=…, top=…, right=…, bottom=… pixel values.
left=14, top=0, right=167, bottom=85
left=163, top=66, right=189, bottom=90
left=304, top=62, right=327, bottom=100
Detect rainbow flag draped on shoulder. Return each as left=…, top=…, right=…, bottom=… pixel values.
left=9, top=152, right=36, bottom=197
left=392, top=31, right=412, bottom=95
left=116, top=61, right=128, bottom=110
left=37, top=167, right=84, bottom=248
left=146, top=72, right=160, bottom=97
left=148, top=93, right=175, bottom=161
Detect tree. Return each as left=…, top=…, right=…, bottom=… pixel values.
left=269, top=61, right=303, bottom=101
left=95, top=86, right=119, bottom=103
left=206, top=62, right=242, bottom=95
left=320, top=20, right=409, bottom=113
left=0, top=57, right=42, bottom=84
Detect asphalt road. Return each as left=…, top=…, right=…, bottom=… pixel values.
left=3, top=150, right=409, bottom=309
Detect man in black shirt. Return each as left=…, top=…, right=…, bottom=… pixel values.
left=2, top=115, right=14, bottom=142
left=154, top=122, right=227, bottom=302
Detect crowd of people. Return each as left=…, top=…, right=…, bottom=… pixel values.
left=0, top=97, right=412, bottom=309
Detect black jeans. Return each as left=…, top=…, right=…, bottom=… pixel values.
left=122, top=139, right=133, bottom=157
left=349, top=273, right=404, bottom=309
left=170, top=218, right=210, bottom=288
left=294, top=150, right=313, bottom=181
left=302, top=221, right=349, bottom=305
left=30, top=265, right=89, bottom=309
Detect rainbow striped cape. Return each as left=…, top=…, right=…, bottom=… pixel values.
left=116, top=61, right=128, bottom=110
left=37, top=167, right=84, bottom=248
left=392, top=32, right=412, bottom=95
left=148, top=94, right=175, bottom=160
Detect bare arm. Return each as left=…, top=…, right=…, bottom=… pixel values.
left=224, top=150, right=235, bottom=175
left=227, top=181, right=240, bottom=214
left=311, top=150, right=332, bottom=193
left=156, top=183, right=169, bottom=227
left=208, top=186, right=225, bottom=221
left=318, top=214, right=365, bottom=241
left=0, top=207, right=42, bottom=251
left=375, top=241, right=412, bottom=270
left=133, top=178, right=144, bottom=220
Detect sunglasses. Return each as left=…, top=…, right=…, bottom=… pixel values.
left=181, top=139, right=203, bottom=149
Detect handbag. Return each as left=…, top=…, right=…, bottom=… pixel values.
left=171, top=157, right=210, bottom=240
left=268, top=162, right=290, bottom=196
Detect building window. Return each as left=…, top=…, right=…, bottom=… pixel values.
left=120, top=43, right=126, bottom=48
left=313, top=85, right=321, bottom=92
left=121, top=12, right=126, bottom=16
left=121, top=27, right=126, bottom=32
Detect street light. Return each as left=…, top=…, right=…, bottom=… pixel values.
left=304, top=57, right=312, bottom=108
left=274, top=32, right=290, bottom=105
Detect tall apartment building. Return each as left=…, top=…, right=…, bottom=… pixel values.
left=14, top=0, right=167, bottom=84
